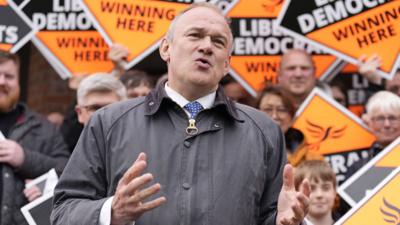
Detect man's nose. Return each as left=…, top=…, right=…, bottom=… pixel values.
left=292, top=67, right=303, bottom=77
left=383, top=118, right=392, bottom=127
left=270, top=109, right=279, bottom=120
left=314, top=188, right=323, bottom=197
left=198, top=36, right=212, bottom=54
left=0, top=74, right=6, bottom=84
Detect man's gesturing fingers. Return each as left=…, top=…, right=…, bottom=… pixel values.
left=119, top=153, right=147, bottom=186
left=128, top=183, right=164, bottom=205
left=282, top=164, right=295, bottom=191
left=111, top=153, right=166, bottom=225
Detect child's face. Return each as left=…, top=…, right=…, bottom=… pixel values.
left=307, top=178, right=336, bottom=218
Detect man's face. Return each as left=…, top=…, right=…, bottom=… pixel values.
left=0, top=60, right=20, bottom=113
left=76, top=91, right=121, bottom=125
left=160, top=7, right=232, bottom=99
left=307, top=178, right=336, bottom=219
left=385, top=72, right=400, bottom=96
left=368, top=108, right=400, bottom=147
left=278, top=51, right=316, bottom=98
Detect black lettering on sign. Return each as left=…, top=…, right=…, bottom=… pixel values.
left=100, top=1, right=176, bottom=20
left=74, top=50, right=108, bottom=62
left=245, top=61, right=278, bottom=73
left=332, top=6, right=399, bottom=42
left=115, top=18, right=154, bottom=32
left=56, top=36, right=107, bottom=48
left=356, top=24, right=396, bottom=48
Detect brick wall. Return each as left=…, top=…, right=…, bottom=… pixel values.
left=26, top=45, right=76, bottom=116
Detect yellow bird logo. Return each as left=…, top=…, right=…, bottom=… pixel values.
left=305, top=119, right=346, bottom=151
left=381, top=197, right=400, bottom=224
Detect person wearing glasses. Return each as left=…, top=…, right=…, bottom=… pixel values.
left=75, top=73, right=127, bottom=125
left=347, top=90, right=400, bottom=177
left=258, top=86, right=323, bottom=166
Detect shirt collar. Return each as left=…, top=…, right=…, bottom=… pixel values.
left=144, top=80, right=243, bottom=122
left=164, top=82, right=215, bottom=110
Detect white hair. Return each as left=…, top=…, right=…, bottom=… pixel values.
left=366, top=91, right=400, bottom=116
left=77, top=73, right=127, bottom=105
left=165, top=2, right=233, bottom=53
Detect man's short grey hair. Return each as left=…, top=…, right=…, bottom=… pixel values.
left=279, top=49, right=315, bottom=71
left=165, top=2, right=233, bottom=47
left=77, top=73, right=127, bottom=105
left=366, top=91, right=400, bottom=116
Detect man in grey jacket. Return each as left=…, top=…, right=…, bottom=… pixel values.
left=52, top=3, right=310, bottom=225
left=0, top=51, right=70, bottom=225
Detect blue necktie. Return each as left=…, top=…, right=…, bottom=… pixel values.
left=184, top=101, right=203, bottom=119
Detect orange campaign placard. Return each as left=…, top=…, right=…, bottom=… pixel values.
left=16, top=0, right=115, bottom=79
left=335, top=167, right=400, bottom=225
left=79, top=0, right=189, bottom=70
left=292, top=88, right=376, bottom=184
left=277, top=0, right=400, bottom=80
left=0, top=0, right=36, bottom=53
left=339, top=137, right=400, bottom=206
left=227, top=0, right=342, bottom=96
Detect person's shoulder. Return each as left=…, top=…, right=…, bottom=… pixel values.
left=234, top=103, right=282, bottom=141
left=234, top=103, right=278, bottom=128
left=90, top=97, right=146, bottom=127
left=21, top=104, right=55, bottom=128
left=103, top=97, right=146, bottom=114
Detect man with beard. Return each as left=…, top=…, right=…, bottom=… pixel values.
left=0, top=51, right=70, bottom=225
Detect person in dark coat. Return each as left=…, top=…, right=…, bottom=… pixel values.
left=0, top=50, right=70, bottom=225
left=52, top=3, right=311, bottom=225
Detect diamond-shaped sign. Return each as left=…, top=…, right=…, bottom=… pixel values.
left=292, top=88, right=376, bottom=183
left=277, top=1, right=400, bottom=80
left=16, top=0, right=114, bottom=79
left=335, top=167, right=400, bottom=225
left=339, top=137, right=400, bottom=206
left=227, top=0, right=342, bottom=96
left=0, top=0, right=36, bottom=53
left=79, top=0, right=188, bottom=70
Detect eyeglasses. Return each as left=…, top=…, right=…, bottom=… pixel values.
left=262, top=107, right=290, bottom=116
left=371, top=115, right=400, bottom=124
left=81, top=104, right=108, bottom=112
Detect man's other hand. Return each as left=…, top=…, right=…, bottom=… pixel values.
left=276, top=164, right=310, bottom=225
left=111, top=152, right=166, bottom=225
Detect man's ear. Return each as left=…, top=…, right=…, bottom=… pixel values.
left=361, top=113, right=371, bottom=126
left=159, top=38, right=170, bottom=63
left=223, top=55, right=231, bottom=75
left=75, top=105, right=84, bottom=124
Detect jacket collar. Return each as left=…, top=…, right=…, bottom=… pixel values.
left=144, top=80, right=243, bottom=122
